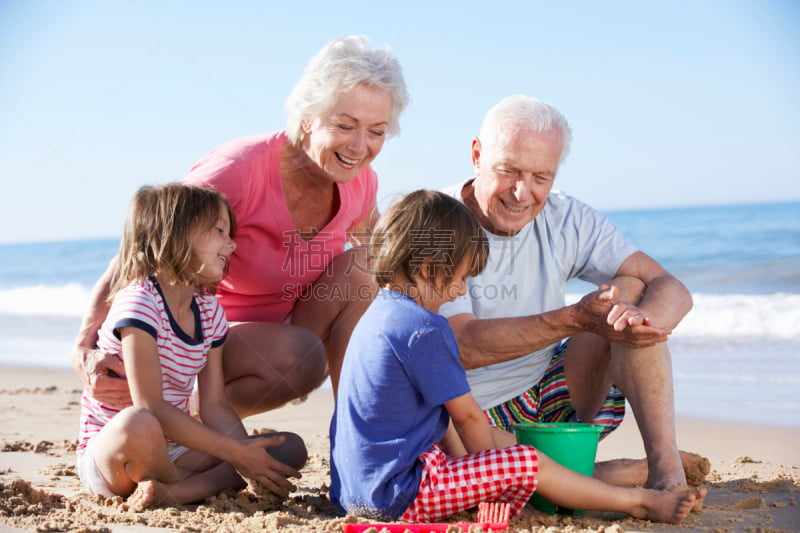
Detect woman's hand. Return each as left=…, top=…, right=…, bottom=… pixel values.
left=72, top=347, right=132, bottom=407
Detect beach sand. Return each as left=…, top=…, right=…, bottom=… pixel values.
left=0, top=365, right=798, bottom=532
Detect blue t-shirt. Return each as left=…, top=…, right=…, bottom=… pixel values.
left=329, top=289, right=471, bottom=520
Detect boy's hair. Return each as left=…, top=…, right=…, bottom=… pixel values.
left=370, top=190, right=489, bottom=286
left=109, top=183, right=237, bottom=301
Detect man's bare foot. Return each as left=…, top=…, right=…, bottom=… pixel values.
left=630, top=486, right=706, bottom=524
left=680, top=451, right=710, bottom=487
left=594, top=457, right=647, bottom=487
left=127, top=479, right=179, bottom=512
left=595, top=450, right=710, bottom=489
left=646, top=451, right=710, bottom=491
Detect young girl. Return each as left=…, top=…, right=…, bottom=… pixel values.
left=329, top=189, right=702, bottom=524
left=77, top=183, right=307, bottom=510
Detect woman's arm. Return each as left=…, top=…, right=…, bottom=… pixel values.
left=71, top=256, right=131, bottom=406
left=347, top=200, right=379, bottom=248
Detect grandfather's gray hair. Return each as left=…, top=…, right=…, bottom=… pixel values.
left=479, top=95, right=572, bottom=163
left=285, top=35, right=410, bottom=146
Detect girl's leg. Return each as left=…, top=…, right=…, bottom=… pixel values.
left=92, top=406, right=182, bottom=497
left=127, top=461, right=245, bottom=511
left=128, top=431, right=309, bottom=511
left=402, top=444, right=538, bottom=523
left=535, top=452, right=703, bottom=524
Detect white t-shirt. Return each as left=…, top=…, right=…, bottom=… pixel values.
left=439, top=180, right=638, bottom=409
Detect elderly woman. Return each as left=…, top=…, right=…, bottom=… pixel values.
left=72, top=35, right=409, bottom=443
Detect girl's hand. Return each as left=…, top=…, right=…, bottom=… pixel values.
left=234, top=435, right=303, bottom=498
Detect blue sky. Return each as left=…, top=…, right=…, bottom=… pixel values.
left=1, top=0, right=798, bottom=244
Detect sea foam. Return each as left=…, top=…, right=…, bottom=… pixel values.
left=1, top=284, right=797, bottom=341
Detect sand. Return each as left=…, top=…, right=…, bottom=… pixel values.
left=0, top=364, right=798, bottom=533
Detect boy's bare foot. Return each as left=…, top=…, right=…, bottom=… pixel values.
left=127, top=479, right=179, bottom=512
left=664, top=482, right=707, bottom=513
left=631, top=486, right=706, bottom=524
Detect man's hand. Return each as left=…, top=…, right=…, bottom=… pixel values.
left=575, top=285, right=671, bottom=348
left=72, top=347, right=132, bottom=407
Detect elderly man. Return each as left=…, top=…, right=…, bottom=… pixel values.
left=440, top=94, right=707, bottom=491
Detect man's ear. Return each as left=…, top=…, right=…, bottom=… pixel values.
left=471, top=137, right=482, bottom=171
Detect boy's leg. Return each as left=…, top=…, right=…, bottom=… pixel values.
left=401, top=444, right=538, bottom=523
left=535, top=452, right=701, bottom=524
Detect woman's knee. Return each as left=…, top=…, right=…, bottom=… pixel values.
left=226, top=323, right=327, bottom=379
left=283, top=328, right=328, bottom=393
left=224, top=322, right=327, bottom=407
left=266, top=431, right=308, bottom=470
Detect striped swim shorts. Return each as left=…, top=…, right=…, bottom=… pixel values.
left=484, top=342, right=625, bottom=439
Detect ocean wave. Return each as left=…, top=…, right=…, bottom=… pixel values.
left=0, top=283, right=92, bottom=317
left=2, top=285, right=798, bottom=340
left=674, top=293, right=800, bottom=340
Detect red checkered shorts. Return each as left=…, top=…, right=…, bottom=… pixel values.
left=400, top=443, right=538, bottom=523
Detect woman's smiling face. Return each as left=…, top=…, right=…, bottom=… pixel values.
left=301, top=84, right=393, bottom=184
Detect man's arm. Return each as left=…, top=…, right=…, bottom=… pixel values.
left=448, top=306, right=581, bottom=370
left=614, top=251, right=693, bottom=330
left=449, top=278, right=676, bottom=370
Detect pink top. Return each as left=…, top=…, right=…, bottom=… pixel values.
left=184, top=131, right=378, bottom=323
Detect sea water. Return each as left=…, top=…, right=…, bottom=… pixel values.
left=1, top=201, right=798, bottom=427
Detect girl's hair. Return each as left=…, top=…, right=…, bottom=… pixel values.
left=285, top=35, right=410, bottom=146
left=480, top=94, right=573, bottom=163
left=108, top=183, right=237, bottom=301
left=370, top=190, right=489, bottom=286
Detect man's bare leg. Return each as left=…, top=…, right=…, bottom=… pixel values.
left=562, top=330, right=707, bottom=491
left=608, top=341, right=686, bottom=489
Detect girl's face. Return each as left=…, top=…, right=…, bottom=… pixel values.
left=419, top=257, right=472, bottom=314
left=301, top=84, right=393, bottom=184
left=191, top=206, right=236, bottom=284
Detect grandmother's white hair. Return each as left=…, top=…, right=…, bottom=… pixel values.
left=285, top=35, right=410, bottom=146
left=479, top=95, right=572, bottom=163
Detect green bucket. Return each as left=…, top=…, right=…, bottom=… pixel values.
left=514, top=422, right=603, bottom=515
